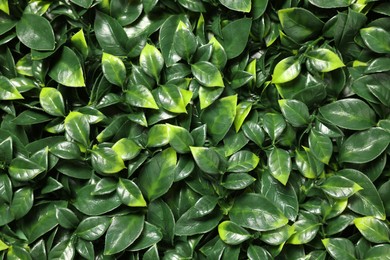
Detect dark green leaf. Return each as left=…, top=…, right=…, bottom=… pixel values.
left=321, top=175, right=363, bottom=199
left=191, top=61, right=224, bottom=87
left=128, top=222, right=163, bottom=251
left=360, top=27, right=390, bottom=54
left=268, top=148, right=291, bottom=185
left=322, top=238, right=356, bottom=260
left=91, top=147, right=126, bottom=174
left=10, top=187, right=33, bottom=219
left=309, top=129, right=333, bottom=164
left=218, top=221, right=251, bottom=245
left=125, top=84, right=159, bottom=109
left=117, top=178, right=147, bottom=207
left=190, top=146, right=221, bottom=174
left=110, top=0, right=142, bottom=26
left=219, top=18, right=252, bottom=59
left=75, top=216, right=111, bottom=241
left=227, top=150, right=259, bottom=172
left=354, top=217, right=390, bottom=243
left=278, top=99, right=310, bottom=127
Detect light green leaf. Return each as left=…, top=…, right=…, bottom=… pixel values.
left=167, top=124, right=194, bottom=154
left=39, top=87, right=66, bottom=117
left=102, top=52, right=126, bottom=87
left=360, top=27, right=390, bottom=54
left=272, top=57, right=301, bottom=84
left=227, top=150, right=259, bottom=172
left=64, top=111, right=89, bottom=147
left=190, top=146, right=221, bottom=174
left=0, top=76, right=23, bottom=100
left=112, top=138, right=141, bottom=161
left=218, top=221, right=251, bottom=245
left=147, top=124, right=169, bottom=147
left=234, top=102, right=252, bottom=132
left=288, top=219, right=320, bottom=244
left=278, top=99, right=310, bottom=127
left=71, top=29, right=89, bottom=59
left=268, top=148, right=291, bottom=185
left=157, top=84, right=192, bottom=113
left=307, top=48, right=345, bottom=72
left=191, top=61, right=224, bottom=87
left=321, top=175, right=363, bottom=199
left=125, top=85, right=159, bottom=109
left=49, top=47, right=85, bottom=87
left=140, top=43, right=164, bottom=81
left=91, top=147, right=125, bottom=174
left=117, top=178, right=147, bottom=207
left=354, top=217, right=390, bottom=243
left=309, top=129, right=333, bottom=164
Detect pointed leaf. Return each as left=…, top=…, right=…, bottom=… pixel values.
left=278, top=99, right=310, bottom=127
left=140, top=43, right=164, bottom=81
left=191, top=61, right=224, bottom=87
left=322, top=238, right=356, bottom=260
left=39, top=87, right=66, bottom=117
left=354, top=217, right=390, bottom=243
left=272, top=57, right=301, bottom=83
left=268, top=148, right=291, bottom=185
left=125, top=85, right=159, bottom=109
left=102, top=53, right=126, bottom=87
left=91, top=147, right=125, bottom=174
left=117, top=178, right=147, bottom=207
left=227, top=150, right=259, bottom=172
left=321, top=175, right=363, bottom=199
left=360, top=27, right=390, bottom=54
left=218, top=221, right=251, bottom=245
left=190, top=146, right=221, bottom=174
left=64, top=111, right=89, bottom=147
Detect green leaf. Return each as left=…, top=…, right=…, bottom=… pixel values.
left=199, top=86, right=224, bottom=109
left=322, top=238, right=356, bottom=260
left=201, top=95, right=237, bottom=143
left=365, top=245, right=390, bottom=260
left=64, top=111, right=89, bottom=147
left=309, top=129, right=333, bottom=164
left=219, top=18, right=252, bottom=59
left=234, top=102, right=252, bottom=132
left=360, top=27, right=390, bottom=54
left=191, top=61, right=224, bottom=87
left=190, top=146, right=221, bottom=174
left=247, top=245, right=273, bottom=260
left=73, top=184, right=122, bottom=216
left=227, top=150, right=259, bottom=172
left=117, top=178, right=147, bottom=207
left=321, top=175, right=363, bottom=199
left=91, top=147, right=125, bottom=174
left=75, top=216, right=111, bottom=241
left=157, top=84, right=192, bottom=113
left=278, top=99, right=310, bottom=127
left=102, top=53, right=126, bottom=87
left=354, top=217, right=390, bottom=243
left=261, top=225, right=295, bottom=246
left=125, top=84, right=159, bottom=109
left=229, top=193, right=288, bottom=231
left=7, top=246, right=32, bottom=260
left=219, top=0, right=251, bottom=12
left=70, top=0, right=92, bottom=8
left=12, top=110, right=51, bottom=125
left=288, top=219, right=320, bottom=244
left=268, top=148, right=291, bottom=185
left=309, top=0, right=352, bottom=8
left=55, top=207, right=79, bottom=229
left=218, top=221, right=251, bottom=245
left=173, top=21, right=197, bottom=61
left=147, top=124, right=169, bottom=147
left=272, top=57, right=301, bottom=84
left=167, top=124, right=194, bottom=154
left=76, top=239, right=94, bottom=260
left=104, top=214, right=144, bottom=255
left=222, top=173, right=256, bottom=190
left=260, top=170, right=299, bottom=221
left=147, top=199, right=175, bottom=244
left=110, top=0, right=142, bottom=26
left=71, top=29, right=89, bottom=59
left=306, top=48, right=345, bottom=72
left=112, top=138, right=141, bottom=161
left=339, top=128, right=389, bottom=164
left=94, top=11, right=128, bottom=56
left=138, top=148, right=177, bottom=201
left=319, top=98, right=376, bottom=130
left=39, top=87, right=66, bottom=117
left=262, top=113, right=286, bottom=141
left=10, top=187, right=33, bottom=219
left=92, top=178, right=117, bottom=195
left=278, top=8, right=324, bottom=43
left=128, top=222, right=163, bottom=251
left=0, top=174, right=12, bottom=203
left=209, top=37, right=227, bottom=70
left=16, top=13, right=55, bottom=51
left=0, top=76, right=23, bottom=100
left=340, top=169, right=386, bottom=220
left=49, top=47, right=85, bottom=87
left=9, top=156, right=45, bottom=181
left=140, top=43, right=164, bottom=81
left=366, top=57, right=390, bottom=73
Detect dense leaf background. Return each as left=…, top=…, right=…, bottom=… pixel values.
left=0, top=0, right=390, bottom=259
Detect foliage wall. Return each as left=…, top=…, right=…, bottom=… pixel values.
left=0, top=0, right=390, bottom=259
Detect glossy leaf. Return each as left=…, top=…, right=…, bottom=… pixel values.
left=322, top=238, right=356, bottom=260
left=48, top=47, right=85, bottom=87
left=191, top=61, right=224, bottom=87
left=227, top=150, right=259, bottom=172
left=360, top=27, right=390, bottom=54
left=173, top=21, right=197, bottom=61
left=9, top=156, right=45, bottom=181
left=157, top=84, right=192, bottom=113
left=306, top=48, right=345, bottom=72
left=0, top=76, right=23, bottom=100
left=268, top=147, right=291, bottom=185
left=125, top=85, right=159, bottom=109
left=190, top=146, right=221, bottom=174
left=104, top=214, right=144, bottom=255
left=339, top=128, right=389, bottom=164
left=128, top=222, right=163, bottom=251
left=10, top=187, right=33, bottom=219
left=279, top=99, right=310, bottom=127
left=91, top=147, right=125, bottom=174
left=354, top=217, right=390, bottom=243
left=309, top=129, right=333, bottom=164
left=272, top=57, right=301, bottom=84
left=117, top=178, right=147, bottom=207
left=321, top=175, right=363, bottom=199
left=288, top=219, right=320, bottom=244
left=39, top=87, right=66, bottom=117
left=112, top=138, right=141, bottom=161
left=229, top=193, right=289, bottom=231
left=75, top=216, right=111, bottom=241
left=102, top=53, right=126, bottom=87
left=219, top=0, right=251, bottom=12
left=167, top=124, right=194, bottom=154
left=140, top=43, right=164, bottom=81
left=64, top=111, right=89, bottom=147
left=218, top=221, right=251, bottom=245
left=16, top=14, right=55, bottom=51
left=219, top=18, right=252, bottom=59
left=319, top=98, right=376, bottom=130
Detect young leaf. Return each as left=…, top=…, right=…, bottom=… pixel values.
left=112, top=138, right=141, bottom=161
left=91, top=147, right=126, bottom=174
left=191, top=61, right=224, bottom=87
left=125, top=85, right=159, bottom=109
left=39, top=87, right=66, bottom=117
left=321, top=175, right=363, bottom=199
left=360, top=27, right=390, bottom=54
left=140, top=43, right=164, bottom=81
left=272, top=57, right=301, bottom=84
left=117, top=178, right=147, bottom=207
left=234, top=101, right=252, bottom=132
left=227, top=150, right=259, bottom=172
left=102, top=53, right=126, bottom=87
left=157, top=84, right=192, bottom=113
left=218, top=221, right=251, bottom=245
left=147, top=124, right=169, bottom=147
left=190, top=146, right=221, bottom=174
left=306, top=48, right=345, bottom=72
left=0, top=76, right=24, bottom=100
left=309, top=129, right=333, bottom=164
left=167, top=124, right=194, bottom=154
left=268, top=148, right=291, bottom=185
left=354, top=217, right=390, bottom=243
left=64, top=111, right=89, bottom=147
